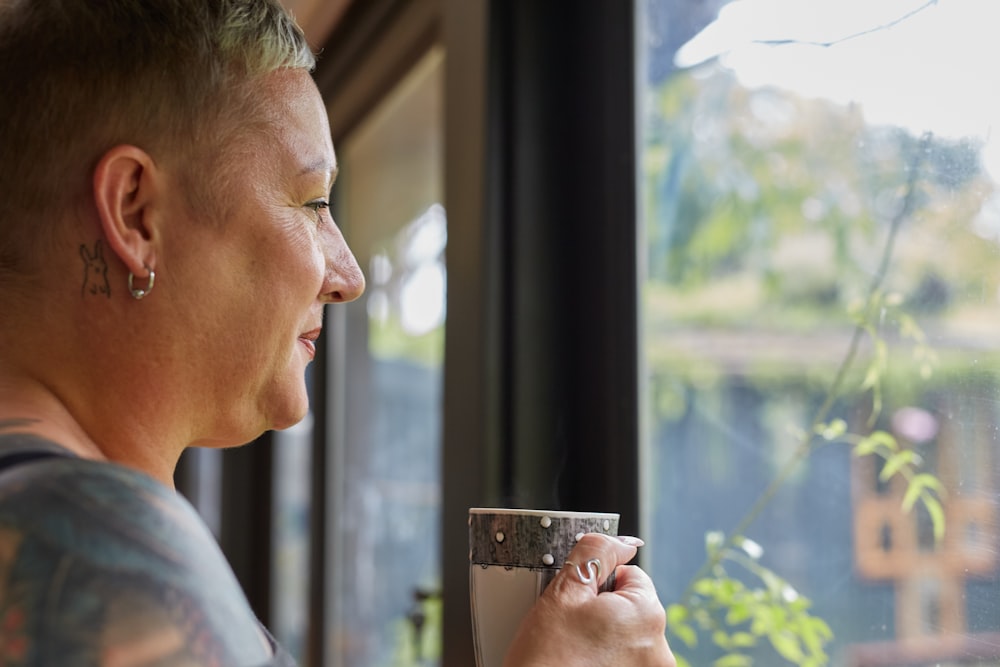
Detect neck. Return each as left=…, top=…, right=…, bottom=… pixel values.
left=0, top=232, right=221, bottom=490
left=0, top=361, right=181, bottom=490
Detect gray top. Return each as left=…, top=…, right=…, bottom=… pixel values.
left=0, top=432, right=296, bottom=666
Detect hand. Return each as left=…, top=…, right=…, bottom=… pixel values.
left=503, top=533, right=675, bottom=667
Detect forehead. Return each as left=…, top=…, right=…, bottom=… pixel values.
left=241, top=69, right=337, bottom=183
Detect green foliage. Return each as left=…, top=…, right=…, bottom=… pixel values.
left=642, top=19, right=993, bottom=665
left=655, top=79, right=952, bottom=666
left=369, top=317, right=444, bottom=367
left=821, top=425, right=947, bottom=544
left=643, top=65, right=997, bottom=340
left=667, top=535, right=833, bottom=666
left=666, top=302, right=949, bottom=665
left=667, top=294, right=948, bottom=666
left=848, top=289, right=939, bottom=428
left=384, top=593, right=442, bottom=667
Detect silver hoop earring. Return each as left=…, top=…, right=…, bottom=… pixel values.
left=128, top=266, right=155, bottom=300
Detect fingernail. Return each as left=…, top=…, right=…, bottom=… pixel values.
left=617, top=535, right=645, bottom=547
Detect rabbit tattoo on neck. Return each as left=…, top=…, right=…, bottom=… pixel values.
left=80, top=240, right=111, bottom=298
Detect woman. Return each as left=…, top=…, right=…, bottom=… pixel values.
left=0, top=1, right=674, bottom=665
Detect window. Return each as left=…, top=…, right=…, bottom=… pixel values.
left=326, top=47, right=446, bottom=667
left=272, top=416, right=314, bottom=660
left=640, top=1, right=1000, bottom=664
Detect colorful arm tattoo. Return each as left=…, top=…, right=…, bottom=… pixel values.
left=0, top=436, right=286, bottom=666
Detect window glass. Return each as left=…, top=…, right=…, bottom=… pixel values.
left=328, top=47, right=445, bottom=667
left=272, top=415, right=314, bottom=661
left=639, top=1, right=1000, bottom=665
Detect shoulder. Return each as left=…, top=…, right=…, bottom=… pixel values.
left=0, top=452, right=272, bottom=666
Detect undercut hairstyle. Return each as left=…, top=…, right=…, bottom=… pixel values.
left=0, top=0, right=316, bottom=276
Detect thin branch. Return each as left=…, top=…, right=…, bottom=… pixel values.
left=752, top=0, right=938, bottom=49
left=678, top=133, right=932, bottom=605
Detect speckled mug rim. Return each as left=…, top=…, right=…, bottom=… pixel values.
left=469, top=508, right=620, bottom=569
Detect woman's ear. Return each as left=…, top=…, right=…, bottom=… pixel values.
left=91, top=145, right=160, bottom=277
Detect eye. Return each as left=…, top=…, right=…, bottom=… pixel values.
left=304, top=199, right=331, bottom=225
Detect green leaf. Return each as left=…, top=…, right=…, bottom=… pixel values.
left=764, top=603, right=789, bottom=631
left=901, top=483, right=921, bottom=512
left=769, top=630, right=804, bottom=662
left=922, top=493, right=947, bottom=543
left=879, top=450, right=916, bottom=481
left=815, top=419, right=847, bottom=441
left=706, top=531, right=725, bottom=556
left=787, top=592, right=809, bottom=613
left=799, top=617, right=830, bottom=656
left=874, top=338, right=888, bottom=363
left=671, top=622, right=698, bottom=649
left=717, top=577, right=743, bottom=603
left=860, top=362, right=881, bottom=391
left=730, top=632, right=757, bottom=648
left=898, top=312, right=926, bottom=341
left=713, top=630, right=731, bottom=650
left=917, top=473, right=945, bottom=495
left=693, top=578, right=716, bottom=597
left=854, top=430, right=897, bottom=457
left=869, top=385, right=883, bottom=428
left=667, top=604, right=689, bottom=627
left=675, top=655, right=693, bottom=667
left=713, top=654, right=752, bottom=667
left=814, top=617, right=833, bottom=641
left=726, top=602, right=752, bottom=626
left=760, top=569, right=783, bottom=596
left=666, top=605, right=699, bottom=648
left=902, top=473, right=945, bottom=511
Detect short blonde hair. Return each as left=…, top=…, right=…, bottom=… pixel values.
left=0, top=0, right=316, bottom=274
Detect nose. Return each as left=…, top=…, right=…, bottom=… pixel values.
left=320, top=221, right=365, bottom=304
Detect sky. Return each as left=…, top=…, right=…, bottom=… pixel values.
left=673, top=0, right=1000, bottom=178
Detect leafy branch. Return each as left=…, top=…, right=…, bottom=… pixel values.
left=668, top=535, right=833, bottom=667
left=823, top=423, right=946, bottom=541
left=668, top=134, right=946, bottom=665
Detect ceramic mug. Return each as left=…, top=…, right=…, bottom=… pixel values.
left=468, top=508, right=620, bottom=667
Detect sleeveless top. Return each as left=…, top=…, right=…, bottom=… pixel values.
left=0, top=433, right=297, bottom=666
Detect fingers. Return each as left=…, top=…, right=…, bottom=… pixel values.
left=613, top=561, right=663, bottom=603
left=611, top=565, right=669, bottom=636
left=549, top=533, right=643, bottom=601
left=508, top=533, right=676, bottom=667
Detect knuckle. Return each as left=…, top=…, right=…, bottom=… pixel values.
left=573, top=532, right=614, bottom=551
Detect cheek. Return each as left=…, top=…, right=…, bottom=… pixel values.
left=281, top=214, right=326, bottom=265
left=294, top=228, right=331, bottom=291
left=262, top=239, right=327, bottom=325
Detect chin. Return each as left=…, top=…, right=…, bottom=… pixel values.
left=270, top=409, right=309, bottom=432
left=252, top=366, right=312, bottom=433
left=264, top=390, right=311, bottom=432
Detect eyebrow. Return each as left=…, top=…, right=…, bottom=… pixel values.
left=298, top=159, right=338, bottom=187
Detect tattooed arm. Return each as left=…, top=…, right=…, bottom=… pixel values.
left=0, top=453, right=277, bottom=666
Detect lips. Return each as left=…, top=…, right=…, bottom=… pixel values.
left=299, top=328, right=321, bottom=359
